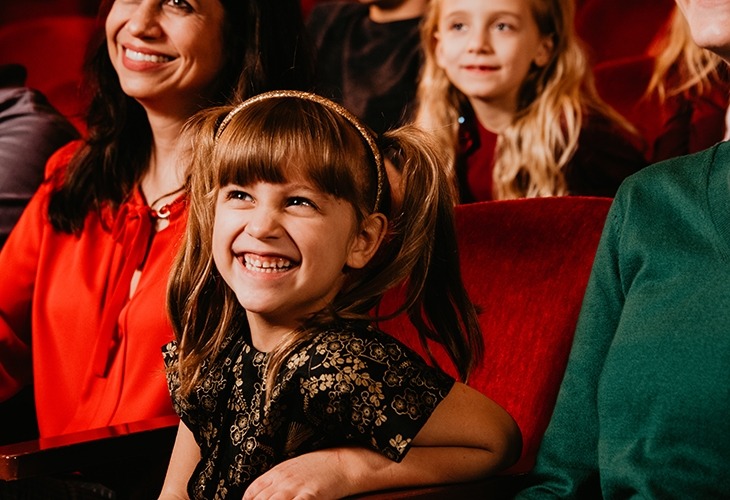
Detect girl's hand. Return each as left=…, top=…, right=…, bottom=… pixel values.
left=243, top=448, right=365, bottom=500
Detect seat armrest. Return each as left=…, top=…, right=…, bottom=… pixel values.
left=0, top=415, right=179, bottom=481
left=0, top=415, right=526, bottom=498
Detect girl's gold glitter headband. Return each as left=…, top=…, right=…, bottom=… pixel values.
left=214, top=90, right=385, bottom=212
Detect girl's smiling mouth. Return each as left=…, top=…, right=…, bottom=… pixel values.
left=463, top=63, right=500, bottom=71
left=242, top=253, right=295, bottom=273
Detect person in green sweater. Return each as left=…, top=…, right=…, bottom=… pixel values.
left=516, top=1, right=730, bottom=497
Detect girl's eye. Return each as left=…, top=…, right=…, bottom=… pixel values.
left=448, top=21, right=467, bottom=32
left=225, top=189, right=253, bottom=203
left=287, top=197, right=317, bottom=209
left=493, top=21, right=515, bottom=32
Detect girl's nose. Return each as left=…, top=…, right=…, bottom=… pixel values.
left=244, top=207, right=283, bottom=240
left=126, top=0, right=163, bottom=39
left=467, top=26, right=491, bottom=54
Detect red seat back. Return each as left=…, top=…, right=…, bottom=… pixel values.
left=575, top=0, right=675, bottom=65
left=377, top=197, right=612, bottom=474
left=0, top=15, right=99, bottom=132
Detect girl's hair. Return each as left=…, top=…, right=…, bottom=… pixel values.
left=645, top=7, right=727, bottom=102
left=415, top=0, right=635, bottom=199
left=168, top=91, right=482, bottom=400
left=48, top=0, right=314, bottom=233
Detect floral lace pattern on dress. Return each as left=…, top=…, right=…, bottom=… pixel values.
left=162, top=322, right=455, bottom=499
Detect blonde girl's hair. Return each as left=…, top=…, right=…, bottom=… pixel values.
left=645, top=7, right=727, bottom=102
left=167, top=91, right=482, bottom=401
left=415, top=0, right=637, bottom=199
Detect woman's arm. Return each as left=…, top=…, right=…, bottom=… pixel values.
left=158, top=421, right=201, bottom=500
left=243, top=382, right=521, bottom=499
left=0, top=142, right=80, bottom=402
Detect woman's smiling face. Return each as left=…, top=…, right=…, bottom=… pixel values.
left=105, top=0, right=226, bottom=114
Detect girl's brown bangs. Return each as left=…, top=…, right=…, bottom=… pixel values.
left=213, top=99, right=366, bottom=204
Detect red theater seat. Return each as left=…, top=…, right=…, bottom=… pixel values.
left=376, top=197, right=612, bottom=479
left=575, top=0, right=675, bottom=65
left=0, top=15, right=99, bottom=132
left=0, top=0, right=99, bottom=26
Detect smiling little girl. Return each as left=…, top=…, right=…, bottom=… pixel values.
left=158, top=91, right=521, bottom=499
left=415, top=0, right=646, bottom=201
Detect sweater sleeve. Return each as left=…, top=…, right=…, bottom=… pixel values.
left=517, top=194, right=627, bottom=498
left=0, top=142, right=78, bottom=401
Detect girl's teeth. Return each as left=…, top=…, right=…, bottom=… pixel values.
left=244, top=256, right=292, bottom=273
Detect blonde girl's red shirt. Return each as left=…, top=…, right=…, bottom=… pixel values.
left=457, top=113, right=647, bottom=202
left=0, top=142, right=184, bottom=438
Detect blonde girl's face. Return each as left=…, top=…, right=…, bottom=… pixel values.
left=434, top=0, right=553, bottom=112
left=676, top=0, right=730, bottom=62
left=212, top=178, right=381, bottom=351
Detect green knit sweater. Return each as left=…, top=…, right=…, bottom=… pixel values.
left=518, top=142, right=730, bottom=498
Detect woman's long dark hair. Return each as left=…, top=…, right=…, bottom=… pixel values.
left=48, top=0, right=314, bottom=233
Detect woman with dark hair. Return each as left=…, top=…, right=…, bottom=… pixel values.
left=0, top=0, right=313, bottom=446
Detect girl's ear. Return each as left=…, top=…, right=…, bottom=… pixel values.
left=534, top=34, right=554, bottom=67
left=346, top=213, right=388, bottom=269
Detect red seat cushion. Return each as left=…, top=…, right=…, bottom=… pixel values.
left=376, top=197, right=612, bottom=474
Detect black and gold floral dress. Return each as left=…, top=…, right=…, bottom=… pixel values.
left=162, top=321, right=455, bottom=499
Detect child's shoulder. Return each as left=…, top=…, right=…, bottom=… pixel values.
left=307, top=322, right=412, bottom=358
left=285, top=321, right=455, bottom=400
left=292, top=321, right=452, bottom=385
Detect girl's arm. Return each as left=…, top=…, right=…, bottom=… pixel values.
left=158, top=421, right=201, bottom=500
left=243, top=382, right=521, bottom=499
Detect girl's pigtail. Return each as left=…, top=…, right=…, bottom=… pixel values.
left=408, top=182, right=483, bottom=382
left=379, top=125, right=483, bottom=381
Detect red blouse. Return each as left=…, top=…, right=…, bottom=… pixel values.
left=0, top=142, right=184, bottom=438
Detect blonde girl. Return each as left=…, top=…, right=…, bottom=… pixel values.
left=415, top=0, right=646, bottom=201
left=159, top=91, right=521, bottom=499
